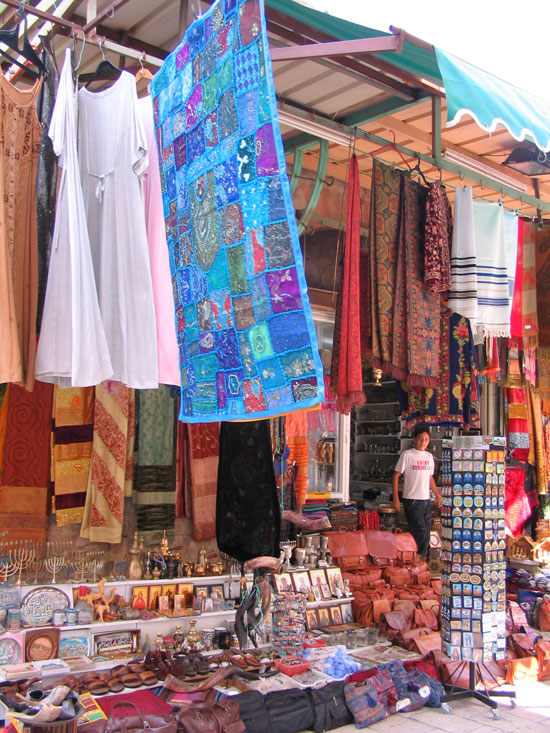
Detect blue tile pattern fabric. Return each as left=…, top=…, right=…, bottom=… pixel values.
left=150, top=0, right=324, bottom=422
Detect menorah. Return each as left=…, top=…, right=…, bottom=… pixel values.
left=0, top=555, right=18, bottom=586
left=10, top=540, right=35, bottom=586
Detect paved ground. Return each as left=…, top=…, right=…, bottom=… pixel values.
left=330, top=680, right=550, bottom=732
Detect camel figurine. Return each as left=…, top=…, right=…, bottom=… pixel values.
left=85, top=579, right=117, bottom=622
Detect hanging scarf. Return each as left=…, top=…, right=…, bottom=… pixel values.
left=512, top=219, right=538, bottom=348
left=424, top=180, right=452, bottom=292
left=537, top=347, right=550, bottom=400
left=134, top=386, right=176, bottom=545
left=188, top=422, right=219, bottom=541
left=333, top=153, right=365, bottom=414
left=505, top=464, right=531, bottom=537
left=52, top=386, right=94, bottom=526
left=369, top=159, right=402, bottom=374
left=392, top=174, right=439, bottom=387
left=506, top=387, right=529, bottom=451
left=448, top=186, right=478, bottom=333
left=286, top=410, right=309, bottom=509
left=536, top=228, right=550, bottom=347
left=80, top=382, right=135, bottom=544
left=472, top=200, right=510, bottom=340
left=504, top=211, right=519, bottom=301
left=526, top=387, right=547, bottom=495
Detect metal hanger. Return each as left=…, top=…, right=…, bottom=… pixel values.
left=370, top=129, right=411, bottom=170
left=0, top=3, right=46, bottom=78
left=85, top=37, right=121, bottom=88
left=135, top=52, right=153, bottom=83
left=411, top=155, right=429, bottom=186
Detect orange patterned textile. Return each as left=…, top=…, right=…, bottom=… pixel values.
left=80, top=382, right=135, bottom=543
left=286, top=410, right=309, bottom=508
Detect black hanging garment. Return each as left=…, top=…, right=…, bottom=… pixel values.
left=35, top=36, right=59, bottom=328
left=216, top=420, right=280, bottom=562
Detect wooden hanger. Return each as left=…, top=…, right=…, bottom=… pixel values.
left=0, top=5, right=45, bottom=79
left=135, top=52, right=153, bottom=83
left=370, top=129, right=411, bottom=170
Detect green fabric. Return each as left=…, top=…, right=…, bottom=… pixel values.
left=266, top=0, right=442, bottom=83
left=435, top=48, right=550, bottom=153
left=137, top=385, right=176, bottom=466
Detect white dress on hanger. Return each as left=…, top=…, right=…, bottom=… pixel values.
left=78, top=71, right=158, bottom=389
left=36, top=48, right=113, bottom=386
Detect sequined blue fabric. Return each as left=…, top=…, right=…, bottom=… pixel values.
left=150, top=0, right=324, bottom=422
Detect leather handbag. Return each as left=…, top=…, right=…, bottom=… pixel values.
left=414, top=608, right=439, bottom=631
left=372, top=598, right=392, bottom=623
left=393, top=599, right=416, bottom=619
left=414, top=570, right=432, bottom=585
left=511, top=632, right=537, bottom=657
left=365, top=530, right=398, bottom=566
left=394, top=529, right=417, bottom=563
left=176, top=700, right=244, bottom=733
left=410, top=561, right=429, bottom=576
left=397, top=627, right=431, bottom=651
left=419, top=599, right=440, bottom=613
left=83, top=703, right=177, bottom=733
left=383, top=567, right=411, bottom=586
left=379, top=610, right=411, bottom=640
left=505, top=656, right=540, bottom=684
left=536, top=639, right=550, bottom=681
left=325, top=529, right=369, bottom=571
left=411, top=631, right=441, bottom=656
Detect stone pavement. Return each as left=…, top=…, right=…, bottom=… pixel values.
left=331, top=679, right=550, bottom=732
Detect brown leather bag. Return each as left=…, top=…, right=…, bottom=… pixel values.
left=393, top=599, right=416, bottom=619
left=414, top=570, right=432, bottom=585
left=511, top=632, right=537, bottom=657
left=505, top=656, right=539, bottom=685
left=382, top=567, right=411, bottom=586
left=536, top=639, right=550, bottom=681
left=410, top=561, right=429, bottom=575
left=414, top=607, right=439, bottom=631
left=419, top=599, right=439, bottom=613
left=372, top=598, right=392, bottom=623
left=379, top=610, right=411, bottom=640
left=83, top=703, right=177, bottom=733
left=394, top=528, right=417, bottom=563
left=325, top=529, right=369, bottom=570
left=397, top=627, right=431, bottom=650
left=411, top=630, right=441, bottom=656
left=175, top=699, right=245, bottom=733
left=365, top=530, right=398, bottom=566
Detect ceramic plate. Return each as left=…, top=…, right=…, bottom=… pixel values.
left=0, top=636, right=23, bottom=665
left=20, top=586, right=70, bottom=627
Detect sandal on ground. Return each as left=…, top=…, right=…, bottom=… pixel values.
left=104, top=676, right=124, bottom=693
left=86, top=678, right=110, bottom=696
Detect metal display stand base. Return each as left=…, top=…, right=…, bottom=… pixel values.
left=441, top=660, right=516, bottom=718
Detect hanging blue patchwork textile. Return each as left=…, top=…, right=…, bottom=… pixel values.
left=150, top=0, right=324, bottom=422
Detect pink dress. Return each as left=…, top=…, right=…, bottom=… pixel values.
left=139, top=96, right=180, bottom=386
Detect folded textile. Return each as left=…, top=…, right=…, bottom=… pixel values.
left=473, top=200, right=510, bottom=340
left=506, top=387, right=529, bottom=450
left=448, top=186, right=478, bottom=332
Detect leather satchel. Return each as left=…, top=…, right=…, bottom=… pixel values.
left=372, top=598, right=392, bottom=623
left=365, top=530, right=398, bottom=566
left=414, top=570, right=432, bottom=585
left=379, top=610, right=411, bottom=640
left=536, top=639, right=550, bottom=681
left=394, top=529, right=417, bottom=563
left=383, top=567, right=411, bottom=586
left=411, top=631, right=441, bottom=656
left=397, top=627, right=431, bottom=650
left=505, top=656, right=539, bottom=685
left=414, top=608, right=439, bottom=631
left=83, top=703, right=177, bottom=733
left=325, top=529, right=369, bottom=570
left=176, top=700, right=244, bottom=733
left=393, top=599, right=416, bottom=619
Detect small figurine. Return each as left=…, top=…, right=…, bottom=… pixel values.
left=333, top=578, right=344, bottom=599
left=85, top=579, right=117, bottom=623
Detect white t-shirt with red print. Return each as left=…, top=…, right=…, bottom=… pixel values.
left=394, top=448, right=434, bottom=500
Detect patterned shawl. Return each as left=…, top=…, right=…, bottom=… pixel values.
left=369, top=159, right=402, bottom=374
left=188, top=422, right=219, bottom=541
left=398, top=306, right=480, bottom=429
left=52, top=386, right=94, bottom=526
left=506, top=387, right=529, bottom=451
left=472, top=200, right=510, bottom=340
left=392, top=174, right=439, bottom=388
left=80, top=382, right=135, bottom=544
left=526, top=387, right=548, bottom=495
left=448, top=186, right=478, bottom=333
left=134, top=386, right=177, bottom=546
left=149, top=0, right=324, bottom=422
left=536, top=228, right=550, bottom=347
left=424, top=181, right=452, bottom=292
left=505, top=464, right=531, bottom=537
left=511, top=219, right=538, bottom=348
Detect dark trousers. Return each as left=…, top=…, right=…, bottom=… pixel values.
left=402, top=498, right=431, bottom=557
